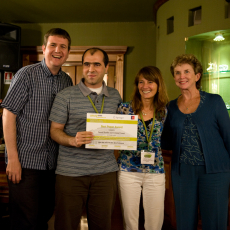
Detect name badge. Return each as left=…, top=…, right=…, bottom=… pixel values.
left=141, top=150, right=155, bottom=164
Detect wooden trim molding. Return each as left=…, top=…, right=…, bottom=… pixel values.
left=21, top=46, right=127, bottom=99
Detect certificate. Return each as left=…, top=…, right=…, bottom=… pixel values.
left=86, top=113, right=138, bottom=150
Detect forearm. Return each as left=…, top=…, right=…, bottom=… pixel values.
left=3, top=108, right=21, bottom=183
left=50, top=121, right=93, bottom=148
left=3, top=109, right=19, bottom=161
left=50, top=126, right=76, bottom=147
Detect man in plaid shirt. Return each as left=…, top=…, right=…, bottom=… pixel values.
left=2, top=28, right=72, bottom=230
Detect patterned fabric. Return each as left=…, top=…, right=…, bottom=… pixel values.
left=117, top=102, right=167, bottom=174
left=161, top=91, right=230, bottom=174
left=2, top=59, right=73, bottom=170
left=180, top=93, right=205, bottom=165
left=49, top=79, right=123, bottom=177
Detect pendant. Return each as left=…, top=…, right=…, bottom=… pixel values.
left=142, top=111, right=147, bottom=116
left=186, top=107, right=188, bottom=110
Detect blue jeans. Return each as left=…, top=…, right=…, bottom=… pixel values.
left=172, top=163, right=230, bottom=230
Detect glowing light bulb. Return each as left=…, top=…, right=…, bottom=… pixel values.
left=213, top=33, right=225, bottom=41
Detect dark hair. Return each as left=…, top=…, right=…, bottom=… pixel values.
left=43, top=28, right=71, bottom=51
left=170, top=54, right=203, bottom=89
left=132, top=66, right=169, bottom=117
left=82, top=47, right=109, bottom=67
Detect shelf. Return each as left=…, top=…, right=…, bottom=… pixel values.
left=204, top=70, right=230, bottom=75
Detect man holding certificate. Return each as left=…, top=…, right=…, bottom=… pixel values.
left=49, top=47, right=122, bottom=230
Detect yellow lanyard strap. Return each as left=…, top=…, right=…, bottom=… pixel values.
left=87, top=95, right=105, bottom=114
left=139, top=111, right=155, bottom=144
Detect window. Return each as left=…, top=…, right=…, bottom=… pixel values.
left=167, top=16, right=174, bottom=34
left=226, top=2, right=230, bottom=18
left=188, top=6, right=202, bottom=27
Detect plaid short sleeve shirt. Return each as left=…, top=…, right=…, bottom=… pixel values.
left=2, top=59, right=73, bottom=170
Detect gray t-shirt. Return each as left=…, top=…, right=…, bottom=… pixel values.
left=49, top=79, right=122, bottom=176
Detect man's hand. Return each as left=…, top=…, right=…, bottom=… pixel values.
left=73, top=131, right=94, bottom=147
left=50, top=121, right=94, bottom=148
left=6, top=158, right=22, bottom=184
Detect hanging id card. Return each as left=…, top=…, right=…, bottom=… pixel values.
left=141, top=150, right=155, bottom=164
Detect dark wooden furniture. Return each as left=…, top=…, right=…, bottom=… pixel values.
left=0, top=150, right=9, bottom=227
left=0, top=152, right=8, bottom=204
left=0, top=106, right=8, bottom=206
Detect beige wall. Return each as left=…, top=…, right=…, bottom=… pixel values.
left=14, top=0, right=230, bottom=101
left=156, top=0, right=230, bottom=100
left=16, top=22, right=156, bottom=101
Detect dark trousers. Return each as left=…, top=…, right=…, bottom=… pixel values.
left=172, top=163, right=230, bottom=230
left=8, top=168, right=55, bottom=230
left=55, top=171, right=117, bottom=230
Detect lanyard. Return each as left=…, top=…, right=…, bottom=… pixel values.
left=87, top=95, right=105, bottom=114
left=139, top=110, right=155, bottom=144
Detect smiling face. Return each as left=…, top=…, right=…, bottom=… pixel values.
left=138, top=75, right=158, bottom=100
left=42, top=35, right=70, bottom=75
left=173, top=63, right=201, bottom=91
left=82, top=50, right=109, bottom=88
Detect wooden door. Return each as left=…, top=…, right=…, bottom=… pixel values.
left=62, top=64, right=116, bottom=87
left=21, top=46, right=127, bottom=99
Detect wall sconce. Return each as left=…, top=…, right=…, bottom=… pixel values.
left=213, top=33, right=225, bottom=41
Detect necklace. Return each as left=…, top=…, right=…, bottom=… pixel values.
left=183, top=102, right=189, bottom=110
left=142, top=109, right=153, bottom=116
left=179, top=91, right=200, bottom=112
left=181, top=96, right=199, bottom=111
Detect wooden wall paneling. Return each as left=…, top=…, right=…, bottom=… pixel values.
left=107, top=65, right=115, bottom=88
left=76, top=66, right=83, bottom=85
left=61, top=66, right=76, bottom=85
left=21, top=46, right=127, bottom=99
left=115, top=54, right=124, bottom=99
left=62, top=64, right=116, bottom=87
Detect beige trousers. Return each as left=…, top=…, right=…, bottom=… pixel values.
left=118, top=171, right=165, bottom=230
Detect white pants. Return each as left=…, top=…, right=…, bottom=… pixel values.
left=118, top=171, right=165, bottom=230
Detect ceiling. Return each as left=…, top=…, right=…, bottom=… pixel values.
left=0, top=0, right=158, bottom=24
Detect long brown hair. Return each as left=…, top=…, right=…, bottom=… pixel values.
left=131, top=66, right=169, bottom=118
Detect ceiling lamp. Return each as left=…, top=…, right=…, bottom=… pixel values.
left=213, top=33, right=225, bottom=41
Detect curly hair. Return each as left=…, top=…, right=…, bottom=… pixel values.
left=170, top=54, right=203, bottom=89
left=131, top=66, right=169, bottom=118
